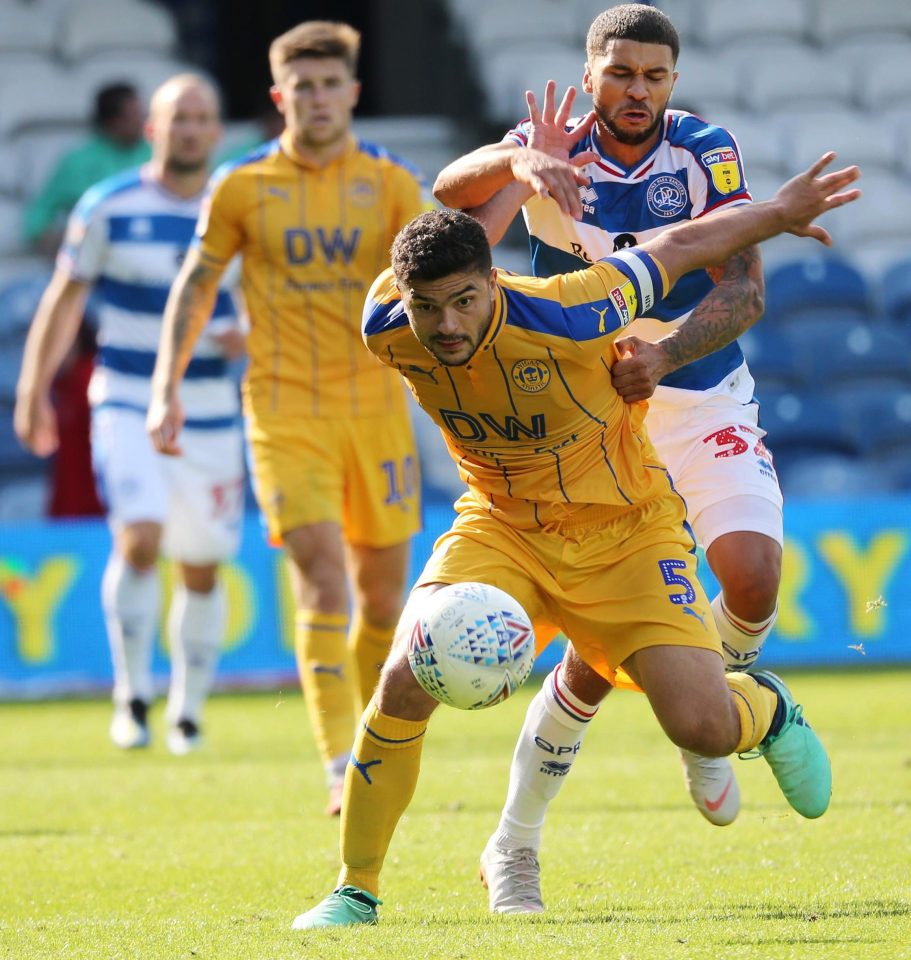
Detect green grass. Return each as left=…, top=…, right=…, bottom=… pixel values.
left=1, top=670, right=909, bottom=960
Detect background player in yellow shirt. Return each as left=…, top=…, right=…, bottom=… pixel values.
left=147, top=22, right=427, bottom=815
left=292, top=153, right=859, bottom=928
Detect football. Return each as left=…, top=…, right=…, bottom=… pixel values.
left=407, top=582, right=536, bottom=710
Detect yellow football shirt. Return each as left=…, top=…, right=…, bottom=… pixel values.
left=363, top=248, right=678, bottom=529
left=195, top=131, right=429, bottom=419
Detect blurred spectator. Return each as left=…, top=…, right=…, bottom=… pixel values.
left=23, top=82, right=151, bottom=258
left=216, top=100, right=285, bottom=165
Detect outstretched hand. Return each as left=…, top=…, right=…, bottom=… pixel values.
left=776, top=153, right=861, bottom=246
left=509, top=80, right=598, bottom=220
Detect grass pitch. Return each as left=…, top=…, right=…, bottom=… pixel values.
left=1, top=669, right=909, bottom=960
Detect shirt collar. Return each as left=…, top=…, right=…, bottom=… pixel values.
left=279, top=130, right=358, bottom=169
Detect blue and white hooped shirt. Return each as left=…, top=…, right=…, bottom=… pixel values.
left=505, top=109, right=755, bottom=400
left=58, top=165, right=240, bottom=429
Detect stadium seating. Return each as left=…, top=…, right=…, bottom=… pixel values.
left=787, top=320, right=911, bottom=387
left=777, top=452, right=897, bottom=498
left=757, top=390, right=858, bottom=462
left=738, top=326, right=807, bottom=391
left=826, top=382, right=911, bottom=458
left=696, top=0, right=810, bottom=50
left=764, top=255, right=874, bottom=327
left=0, top=0, right=57, bottom=59
left=881, top=258, right=911, bottom=328
left=0, top=63, right=90, bottom=138
left=56, top=0, right=178, bottom=62
left=809, top=0, right=911, bottom=46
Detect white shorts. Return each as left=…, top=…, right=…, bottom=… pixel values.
left=91, top=405, right=245, bottom=564
left=645, top=393, right=783, bottom=550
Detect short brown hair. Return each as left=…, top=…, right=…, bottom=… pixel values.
left=269, top=21, right=360, bottom=81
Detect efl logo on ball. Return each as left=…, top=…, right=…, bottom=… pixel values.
left=408, top=583, right=535, bottom=710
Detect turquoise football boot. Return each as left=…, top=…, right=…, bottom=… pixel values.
left=292, top=885, right=381, bottom=929
left=740, top=670, right=832, bottom=819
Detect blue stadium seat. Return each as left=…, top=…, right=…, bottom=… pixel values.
left=739, top=326, right=807, bottom=390
left=0, top=342, right=24, bottom=402
left=784, top=319, right=911, bottom=386
left=0, top=400, right=47, bottom=477
left=873, top=450, right=911, bottom=491
left=881, top=257, right=911, bottom=326
left=778, top=453, right=898, bottom=499
left=0, top=270, right=51, bottom=340
left=764, top=255, right=874, bottom=326
left=756, top=390, right=858, bottom=463
left=826, top=383, right=911, bottom=456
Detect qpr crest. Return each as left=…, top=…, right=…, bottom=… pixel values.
left=646, top=174, right=688, bottom=218
left=511, top=359, right=551, bottom=393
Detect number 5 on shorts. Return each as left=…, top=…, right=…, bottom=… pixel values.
left=658, top=559, right=696, bottom=605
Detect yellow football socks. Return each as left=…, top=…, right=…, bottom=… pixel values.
left=726, top=671, right=779, bottom=753
left=337, top=701, right=428, bottom=896
left=348, top=614, right=395, bottom=714
left=294, top=610, right=356, bottom=771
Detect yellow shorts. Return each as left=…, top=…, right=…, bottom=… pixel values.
left=247, top=411, right=421, bottom=546
left=417, top=494, right=721, bottom=685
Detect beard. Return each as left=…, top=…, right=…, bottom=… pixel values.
left=595, top=103, right=665, bottom=146
left=166, top=156, right=208, bottom=175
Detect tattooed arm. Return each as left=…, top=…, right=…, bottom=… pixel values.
left=147, top=247, right=225, bottom=455
left=611, top=245, right=764, bottom=403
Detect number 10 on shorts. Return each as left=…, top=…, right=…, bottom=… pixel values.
left=381, top=456, right=418, bottom=506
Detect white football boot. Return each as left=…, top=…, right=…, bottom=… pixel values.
left=479, top=834, right=545, bottom=914
left=680, top=749, right=740, bottom=825
left=166, top=718, right=203, bottom=756
left=110, top=698, right=150, bottom=750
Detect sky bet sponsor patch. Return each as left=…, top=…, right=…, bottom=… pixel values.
left=608, top=280, right=638, bottom=327
left=700, top=147, right=742, bottom=194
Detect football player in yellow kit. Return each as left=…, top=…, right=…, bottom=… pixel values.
left=291, top=152, right=859, bottom=928
left=147, top=22, right=428, bottom=815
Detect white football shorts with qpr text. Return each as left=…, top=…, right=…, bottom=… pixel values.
left=644, top=390, right=784, bottom=551
left=91, top=405, right=245, bottom=564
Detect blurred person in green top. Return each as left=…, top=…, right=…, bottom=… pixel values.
left=24, top=82, right=151, bottom=257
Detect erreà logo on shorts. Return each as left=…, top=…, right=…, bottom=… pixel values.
left=511, top=359, right=551, bottom=393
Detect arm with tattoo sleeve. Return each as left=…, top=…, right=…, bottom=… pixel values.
left=147, top=247, right=225, bottom=454
left=611, top=245, right=764, bottom=403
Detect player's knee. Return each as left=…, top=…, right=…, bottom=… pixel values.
left=374, top=648, right=437, bottom=719
left=667, top=711, right=739, bottom=758
left=121, top=531, right=160, bottom=569
left=722, top=564, right=780, bottom=622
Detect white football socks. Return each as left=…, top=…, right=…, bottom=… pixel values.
left=102, top=552, right=159, bottom=706
left=711, top=593, right=777, bottom=671
left=166, top=583, right=226, bottom=725
left=496, top=664, right=599, bottom=852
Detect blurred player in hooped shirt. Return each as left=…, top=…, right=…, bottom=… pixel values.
left=16, top=75, right=245, bottom=756
left=147, top=21, right=432, bottom=816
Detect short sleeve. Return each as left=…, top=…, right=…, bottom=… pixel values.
left=502, top=118, right=532, bottom=147
left=689, top=125, right=751, bottom=218
left=193, top=169, right=245, bottom=265
left=55, top=189, right=108, bottom=281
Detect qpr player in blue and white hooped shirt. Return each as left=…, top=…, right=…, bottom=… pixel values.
left=502, top=106, right=784, bottom=642
left=60, top=166, right=245, bottom=564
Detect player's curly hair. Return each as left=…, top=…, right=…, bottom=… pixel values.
left=392, top=210, right=492, bottom=284
left=587, top=4, right=680, bottom=63
left=269, top=21, right=360, bottom=80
